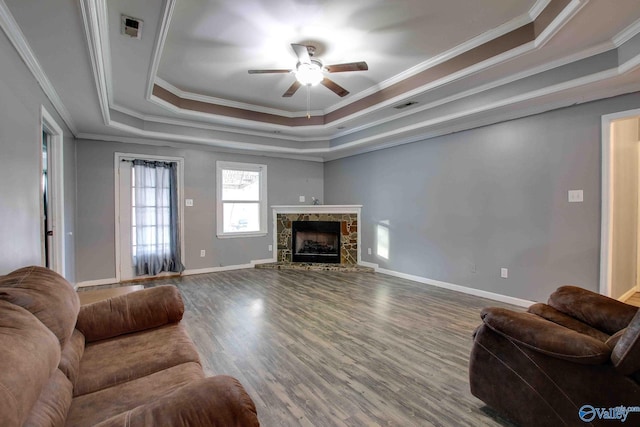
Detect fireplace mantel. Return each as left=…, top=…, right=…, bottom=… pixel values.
left=271, top=205, right=362, bottom=215
left=271, top=205, right=362, bottom=264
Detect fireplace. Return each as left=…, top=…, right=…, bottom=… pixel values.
left=292, top=221, right=341, bottom=264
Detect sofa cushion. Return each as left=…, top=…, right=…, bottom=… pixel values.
left=481, top=307, right=612, bottom=364
left=77, top=285, right=184, bottom=343
left=74, top=323, right=201, bottom=396
left=548, top=285, right=638, bottom=335
left=58, top=329, right=85, bottom=387
left=92, top=376, right=260, bottom=427
left=612, top=309, right=640, bottom=375
left=22, top=369, right=72, bottom=427
left=0, top=300, right=60, bottom=427
left=66, top=362, right=205, bottom=427
left=0, top=266, right=79, bottom=347
left=528, top=303, right=610, bottom=342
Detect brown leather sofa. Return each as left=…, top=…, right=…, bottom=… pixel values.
left=0, top=266, right=260, bottom=427
left=470, top=285, right=640, bottom=426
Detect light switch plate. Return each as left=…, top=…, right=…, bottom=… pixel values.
left=185, top=199, right=194, bottom=206
left=568, top=190, right=583, bottom=203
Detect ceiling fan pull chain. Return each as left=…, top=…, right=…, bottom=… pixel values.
left=306, top=85, right=311, bottom=119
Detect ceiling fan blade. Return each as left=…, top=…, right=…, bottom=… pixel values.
left=248, top=69, right=292, bottom=74
left=291, top=44, right=311, bottom=64
left=282, top=80, right=301, bottom=97
left=325, top=62, right=368, bottom=73
left=321, top=77, right=349, bottom=97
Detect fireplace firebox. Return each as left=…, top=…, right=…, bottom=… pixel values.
left=292, top=221, right=341, bottom=263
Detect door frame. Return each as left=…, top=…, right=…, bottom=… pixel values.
left=40, top=106, right=66, bottom=277
left=600, top=107, right=640, bottom=297
left=114, top=152, right=185, bottom=282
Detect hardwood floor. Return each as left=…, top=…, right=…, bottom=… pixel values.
left=109, top=270, right=520, bottom=426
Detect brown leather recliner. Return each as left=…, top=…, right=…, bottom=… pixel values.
left=470, top=285, right=640, bottom=426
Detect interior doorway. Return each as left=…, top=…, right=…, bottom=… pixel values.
left=40, top=107, right=65, bottom=277
left=600, top=108, right=640, bottom=299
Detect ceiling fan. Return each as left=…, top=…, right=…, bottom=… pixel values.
left=248, top=44, right=368, bottom=98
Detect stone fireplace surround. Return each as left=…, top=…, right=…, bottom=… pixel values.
left=271, top=205, right=362, bottom=266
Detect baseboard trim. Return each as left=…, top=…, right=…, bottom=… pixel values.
left=362, top=262, right=533, bottom=308
left=182, top=258, right=274, bottom=276
left=618, top=285, right=639, bottom=302
left=75, top=278, right=118, bottom=289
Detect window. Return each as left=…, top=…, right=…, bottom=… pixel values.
left=216, top=161, right=267, bottom=237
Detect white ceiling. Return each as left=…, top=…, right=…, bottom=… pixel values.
left=2, top=0, right=640, bottom=161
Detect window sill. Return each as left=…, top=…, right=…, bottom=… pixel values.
left=217, top=232, right=268, bottom=239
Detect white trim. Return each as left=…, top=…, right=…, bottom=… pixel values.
left=363, top=262, right=534, bottom=308
left=182, top=263, right=255, bottom=275
left=114, top=152, right=185, bottom=282
left=0, top=1, right=77, bottom=135
left=79, top=0, right=110, bottom=125
left=613, top=17, right=640, bottom=47
left=600, top=108, right=640, bottom=297
left=529, top=0, right=552, bottom=20
left=76, top=277, right=118, bottom=288
left=145, top=0, right=177, bottom=99
left=41, top=106, right=66, bottom=278
left=619, top=285, right=640, bottom=303
left=251, top=258, right=276, bottom=265
left=534, top=0, right=588, bottom=49
left=155, top=78, right=324, bottom=119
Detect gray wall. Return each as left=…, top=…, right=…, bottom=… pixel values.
left=75, top=140, right=323, bottom=282
left=611, top=117, right=640, bottom=299
left=0, top=28, right=76, bottom=280
left=325, top=93, right=640, bottom=302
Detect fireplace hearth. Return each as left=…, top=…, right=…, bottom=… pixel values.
left=292, top=221, right=340, bottom=263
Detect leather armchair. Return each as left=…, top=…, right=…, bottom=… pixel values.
left=469, top=286, right=640, bottom=426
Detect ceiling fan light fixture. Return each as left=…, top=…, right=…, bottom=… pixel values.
left=295, top=62, right=323, bottom=86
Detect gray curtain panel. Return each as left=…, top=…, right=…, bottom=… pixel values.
left=132, top=159, right=185, bottom=276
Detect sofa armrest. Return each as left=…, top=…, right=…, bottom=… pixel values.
left=93, top=375, right=260, bottom=427
left=548, top=286, right=638, bottom=335
left=481, top=307, right=611, bottom=364
left=76, top=285, right=184, bottom=343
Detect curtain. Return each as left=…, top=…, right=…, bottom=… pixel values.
left=132, top=159, right=185, bottom=276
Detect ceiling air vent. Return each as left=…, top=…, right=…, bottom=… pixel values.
left=121, top=15, right=143, bottom=39
left=393, top=101, right=418, bottom=110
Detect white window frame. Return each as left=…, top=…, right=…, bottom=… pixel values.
left=216, top=161, right=267, bottom=238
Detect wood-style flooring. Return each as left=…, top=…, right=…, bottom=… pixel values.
left=87, top=270, right=520, bottom=426
left=625, top=292, right=640, bottom=307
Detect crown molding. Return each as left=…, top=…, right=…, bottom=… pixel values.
left=154, top=77, right=324, bottom=118
left=534, top=0, right=589, bottom=48
left=79, top=0, right=110, bottom=125
left=0, top=0, right=78, bottom=135
left=110, top=103, right=329, bottom=142
left=613, top=17, right=640, bottom=47
left=529, top=0, right=553, bottom=20
left=145, top=0, right=176, bottom=100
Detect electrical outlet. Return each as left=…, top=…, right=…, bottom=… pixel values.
left=185, top=199, right=194, bottom=207
left=367, top=248, right=372, bottom=255
left=200, top=250, right=206, bottom=257
left=501, top=268, right=508, bottom=278
left=471, top=263, right=477, bottom=273
left=268, top=244, right=273, bottom=252
left=299, top=195, right=305, bottom=202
